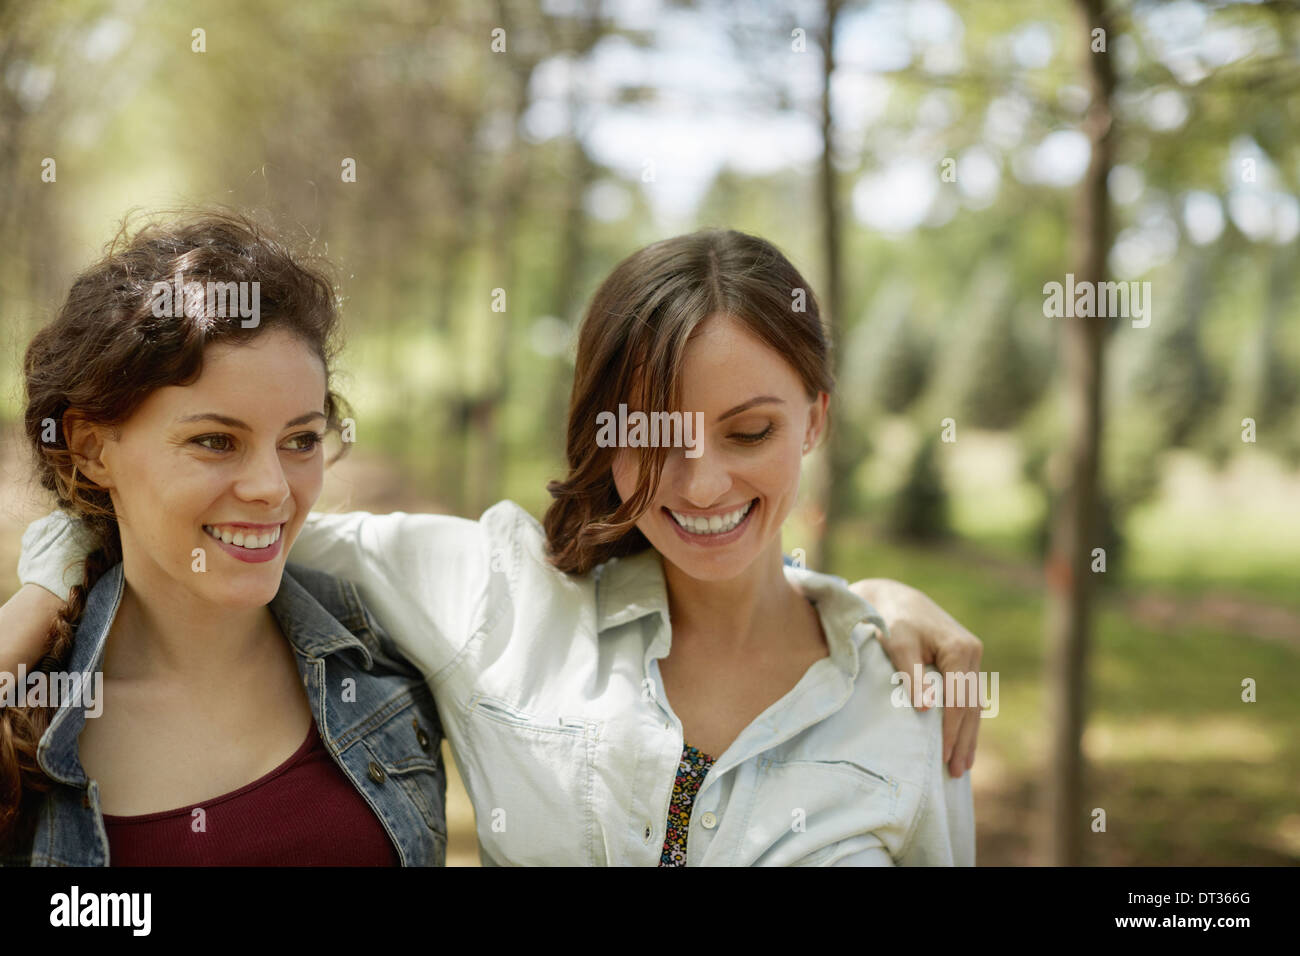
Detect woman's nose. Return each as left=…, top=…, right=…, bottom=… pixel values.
left=234, top=446, right=291, bottom=507
left=670, top=444, right=731, bottom=507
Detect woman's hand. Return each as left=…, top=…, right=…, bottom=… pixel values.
left=849, top=578, right=984, bottom=779
left=0, top=584, right=64, bottom=671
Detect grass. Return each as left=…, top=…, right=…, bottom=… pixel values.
left=831, top=523, right=1300, bottom=865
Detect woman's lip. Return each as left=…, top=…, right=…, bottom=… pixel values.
left=663, top=499, right=757, bottom=546
left=208, top=531, right=283, bottom=564
left=208, top=522, right=285, bottom=530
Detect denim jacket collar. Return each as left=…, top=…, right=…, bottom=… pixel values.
left=593, top=547, right=888, bottom=677
left=37, top=562, right=382, bottom=789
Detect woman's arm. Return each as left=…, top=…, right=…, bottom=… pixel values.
left=2, top=507, right=495, bottom=678
left=850, top=578, right=984, bottom=779
left=0, top=584, right=65, bottom=669
left=287, top=510, right=493, bottom=676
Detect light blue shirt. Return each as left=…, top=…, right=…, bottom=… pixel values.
left=20, top=500, right=974, bottom=865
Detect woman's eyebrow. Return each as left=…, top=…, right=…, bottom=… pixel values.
left=177, top=411, right=326, bottom=429
left=717, top=396, right=784, bottom=421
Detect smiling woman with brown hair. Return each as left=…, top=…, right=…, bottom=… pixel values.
left=543, top=229, right=974, bottom=864
left=0, top=212, right=447, bottom=865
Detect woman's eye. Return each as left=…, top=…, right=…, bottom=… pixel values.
left=731, top=425, right=773, bottom=444
left=192, top=434, right=233, bottom=452
left=285, top=431, right=324, bottom=452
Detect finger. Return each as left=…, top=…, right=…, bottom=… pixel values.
left=934, top=651, right=981, bottom=771
left=940, top=696, right=961, bottom=769
left=949, top=704, right=980, bottom=777
left=963, top=710, right=981, bottom=772
left=877, top=624, right=929, bottom=712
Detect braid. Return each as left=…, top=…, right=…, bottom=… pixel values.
left=0, top=526, right=119, bottom=855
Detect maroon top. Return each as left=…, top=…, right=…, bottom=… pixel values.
left=103, top=721, right=400, bottom=866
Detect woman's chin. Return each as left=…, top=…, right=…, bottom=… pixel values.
left=197, top=575, right=283, bottom=610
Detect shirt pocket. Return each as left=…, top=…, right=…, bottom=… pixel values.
left=740, top=758, right=904, bottom=866
left=459, top=693, right=599, bottom=865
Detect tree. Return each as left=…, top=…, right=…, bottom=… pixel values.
left=1043, top=0, right=1117, bottom=868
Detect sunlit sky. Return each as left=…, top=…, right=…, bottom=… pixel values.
left=14, top=0, right=1297, bottom=267
left=526, top=0, right=1298, bottom=262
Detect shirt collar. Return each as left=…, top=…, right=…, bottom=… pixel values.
left=594, top=548, right=888, bottom=674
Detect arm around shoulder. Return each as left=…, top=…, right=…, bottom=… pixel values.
left=290, top=508, right=497, bottom=676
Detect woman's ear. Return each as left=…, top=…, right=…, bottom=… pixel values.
left=804, top=391, right=830, bottom=452
left=62, top=411, right=114, bottom=490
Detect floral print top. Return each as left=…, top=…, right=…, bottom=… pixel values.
left=659, top=743, right=716, bottom=867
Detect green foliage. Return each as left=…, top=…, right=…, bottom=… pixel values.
left=870, top=309, right=932, bottom=415
left=841, top=282, right=932, bottom=417
left=940, top=264, right=1047, bottom=430
left=885, top=435, right=951, bottom=542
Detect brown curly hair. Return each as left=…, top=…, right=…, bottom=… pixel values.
left=0, top=209, right=349, bottom=853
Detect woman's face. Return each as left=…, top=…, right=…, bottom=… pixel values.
left=80, top=328, right=327, bottom=610
left=612, top=313, right=827, bottom=583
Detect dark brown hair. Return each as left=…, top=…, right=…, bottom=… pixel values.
left=0, top=209, right=348, bottom=853
left=543, top=228, right=833, bottom=575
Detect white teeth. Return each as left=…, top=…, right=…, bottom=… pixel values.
left=203, top=524, right=281, bottom=549
left=670, top=501, right=754, bottom=535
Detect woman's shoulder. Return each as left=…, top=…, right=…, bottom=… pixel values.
left=781, top=569, right=943, bottom=792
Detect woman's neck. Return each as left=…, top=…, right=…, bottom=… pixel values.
left=661, top=541, right=807, bottom=652
left=100, top=557, right=282, bottom=683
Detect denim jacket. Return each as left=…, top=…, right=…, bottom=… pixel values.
left=7, top=562, right=447, bottom=867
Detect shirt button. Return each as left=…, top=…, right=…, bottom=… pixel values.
left=416, top=727, right=431, bottom=750
left=368, top=761, right=386, bottom=783
left=700, top=812, right=718, bottom=829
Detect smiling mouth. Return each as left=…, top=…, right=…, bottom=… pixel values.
left=666, top=499, right=756, bottom=536
left=202, top=524, right=283, bottom=551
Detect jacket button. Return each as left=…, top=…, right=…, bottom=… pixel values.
left=368, top=761, right=385, bottom=783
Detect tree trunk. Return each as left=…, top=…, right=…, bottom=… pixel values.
left=1044, top=0, right=1116, bottom=866
left=807, top=0, right=845, bottom=572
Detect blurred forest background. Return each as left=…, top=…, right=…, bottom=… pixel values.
left=0, top=0, right=1297, bottom=866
